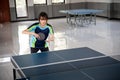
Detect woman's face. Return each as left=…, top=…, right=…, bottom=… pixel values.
left=39, top=17, right=48, bottom=27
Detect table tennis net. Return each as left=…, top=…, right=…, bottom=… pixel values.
left=16, top=54, right=120, bottom=80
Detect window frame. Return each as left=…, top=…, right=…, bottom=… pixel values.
left=52, top=0, right=65, bottom=4
left=14, top=0, right=28, bottom=18
left=33, top=0, right=47, bottom=5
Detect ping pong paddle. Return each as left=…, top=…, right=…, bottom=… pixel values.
left=37, top=32, right=46, bottom=40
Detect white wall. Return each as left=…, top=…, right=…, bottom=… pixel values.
left=68, top=0, right=120, bottom=3
left=9, top=0, right=119, bottom=7
left=70, top=0, right=86, bottom=3
left=47, top=0, right=86, bottom=4
left=9, top=0, right=15, bottom=7
left=27, top=0, right=34, bottom=6
left=65, top=0, right=114, bottom=3
left=86, top=0, right=112, bottom=3
left=47, top=0, right=52, bottom=5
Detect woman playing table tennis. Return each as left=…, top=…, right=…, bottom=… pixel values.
left=22, top=12, right=54, bottom=53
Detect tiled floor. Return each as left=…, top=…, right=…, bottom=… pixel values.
left=0, top=17, right=120, bottom=80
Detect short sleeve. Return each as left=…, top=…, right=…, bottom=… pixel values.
left=47, top=24, right=54, bottom=34
left=27, top=22, right=39, bottom=32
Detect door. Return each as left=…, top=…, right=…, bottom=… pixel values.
left=0, top=0, right=10, bottom=23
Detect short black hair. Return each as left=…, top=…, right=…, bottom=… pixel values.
left=38, top=12, right=48, bottom=20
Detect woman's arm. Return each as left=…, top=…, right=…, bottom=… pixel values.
left=22, top=29, right=40, bottom=39
left=46, top=34, right=54, bottom=42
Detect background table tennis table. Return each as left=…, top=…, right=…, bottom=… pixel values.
left=59, top=9, right=103, bottom=26
left=11, top=47, right=120, bottom=80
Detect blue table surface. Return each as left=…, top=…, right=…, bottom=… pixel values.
left=12, top=47, right=105, bottom=67
left=16, top=63, right=120, bottom=80
left=11, top=47, right=120, bottom=80
left=59, top=9, right=104, bottom=14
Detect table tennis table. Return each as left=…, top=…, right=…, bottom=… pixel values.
left=11, top=47, right=120, bottom=80
left=59, top=9, right=103, bottom=26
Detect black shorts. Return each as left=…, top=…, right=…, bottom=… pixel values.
left=30, top=47, right=49, bottom=53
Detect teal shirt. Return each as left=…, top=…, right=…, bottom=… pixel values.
left=28, top=22, right=54, bottom=48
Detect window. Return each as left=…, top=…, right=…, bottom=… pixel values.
left=52, top=0, right=65, bottom=4
left=34, top=0, right=47, bottom=4
left=15, top=0, right=28, bottom=18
